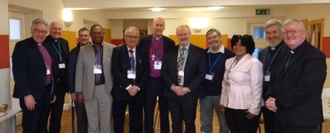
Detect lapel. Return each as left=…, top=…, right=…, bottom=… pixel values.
left=86, top=44, right=96, bottom=63
left=185, top=44, right=194, bottom=70
left=162, top=35, right=168, bottom=51
left=102, top=43, right=109, bottom=66
left=30, top=39, right=45, bottom=64
left=173, top=45, right=180, bottom=71
left=279, top=43, right=305, bottom=77
left=59, top=39, right=69, bottom=56
left=122, top=45, right=131, bottom=68
left=261, top=47, right=269, bottom=72
left=135, top=47, right=141, bottom=70
left=146, top=35, right=153, bottom=53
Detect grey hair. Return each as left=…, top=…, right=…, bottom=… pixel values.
left=124, top=26, right=140, bottom=36
left=283, top=19, right=305, bottom=30
left=206, top=28, right=221, bottom=37
left=264, top=19, right=283, bottom=31
left=30, top=18, right=49, bottom=32
left=176, top=25, right=191, bottom=33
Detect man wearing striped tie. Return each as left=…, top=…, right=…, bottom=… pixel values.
left=111, top=26, right=149, bottom=133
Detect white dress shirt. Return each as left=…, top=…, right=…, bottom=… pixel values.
left=220, top=54, right=263, bottom=115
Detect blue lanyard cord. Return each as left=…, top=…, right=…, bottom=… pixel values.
left=52, top=41, right=62, bottom=61
left=95, top=47, right=103, bottom=63
left=267, top=45, right=283, bottom=67
left=208, top=53, right=222, bottom=72
left=226, top=58, right=237, bottom=80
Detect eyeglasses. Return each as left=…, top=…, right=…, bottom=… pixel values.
left=33, top=29, right=47, bottom=35
left=283, top=30, right=304, bottom=35
left=125, top=35, right=139, bottom=39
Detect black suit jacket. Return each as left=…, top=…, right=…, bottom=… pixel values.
left=161, top=44, right=206, bottom=99
left=111, top=45, right=149, bottom=102
left=138, top=35, right=175, bottom=56
left=266, top=40, right=327, bottom=126
left=67, top=43, right=82, bottom=93
left=44, top=35, right=70, bottom=92
left=258, top=41, right=284, bottom=100
left=12, top=37, right=56, bottom=100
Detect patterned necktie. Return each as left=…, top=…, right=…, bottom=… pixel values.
left=129, top=49, right=135, bottom=70
left=177, top=47, right=186, bottom=84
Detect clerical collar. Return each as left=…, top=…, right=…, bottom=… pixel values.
left=269, top=41, right=283, bottom=51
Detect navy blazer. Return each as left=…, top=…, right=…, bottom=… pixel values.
left=161, top=44, right=206, bottom=99
left=12, top=37, right=56, bottom=101
left=266, top=40, right=327, bottom=126
left=138, top=35, right=175, bottom=56
left=67, top=43, right=82, bottom=93
left=111, top=45, right=149, bottom=102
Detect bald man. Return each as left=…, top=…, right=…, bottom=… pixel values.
left=161, top=25, right=205, bottom=133
left=44, top=22, right=70, bottom=133
left=139, top=17, right=175, bottom=133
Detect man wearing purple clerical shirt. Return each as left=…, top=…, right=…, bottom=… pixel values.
left=138, top=17, right=175, bottom=133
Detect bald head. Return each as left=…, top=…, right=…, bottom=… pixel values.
left=49, top=22, right=63, bottom=39
left=152, top=17, right=165, bottom=38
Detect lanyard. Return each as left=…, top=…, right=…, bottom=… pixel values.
left=95, top=47, right=103, bottom=63
left=152, top=40, right=162, bottom=57
left=284, top=52, right=292, bottom=69
left=267, top=45, right=282, bottom=69
left=178, top=47, right=188, bottom=65
left=52, top=41, right=62, bottom=61
left=226, top=58, right=237, bottom=80
left=208, top=53, right=222, bottom=72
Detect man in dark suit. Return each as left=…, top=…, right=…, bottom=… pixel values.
left=258, top=19, right=285, bottom=133
left=44, top=21, right=70, bottom=133
left=138, top=17, right=175, bottom=133
left=265, top=19, right=327, bottom=133
left=12, top=18, right=56, bottom=133
left=112, top=26, right=149, bottom=133
left=161, top=25, right=205, bottom=133
left=67, top=27, right=90, bottom=133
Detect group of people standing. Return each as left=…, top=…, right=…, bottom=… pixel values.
left=12, top=16, right=326, bottom=133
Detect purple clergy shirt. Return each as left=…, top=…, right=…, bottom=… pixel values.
left=149, top=37, right=164, bottom=78
left=37, top=43, right=52, bottom=85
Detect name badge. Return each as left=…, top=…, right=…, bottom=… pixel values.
left=47, top=69, right=51, bottom=75
left=93, top=65, right=102, bottom=74
left=59, top=63, right=66, bottom=69
left=205, top=73, right=214, bottom=81
left=264, top=71, right=271, bottom=82
left=154, top=61, right=162, bottom=70
left=127, top=70, right=136, bottom=79
left=178, top=70, right=184, bottom=76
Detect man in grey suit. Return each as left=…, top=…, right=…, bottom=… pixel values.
left=75, top=24, right=116, bottom=133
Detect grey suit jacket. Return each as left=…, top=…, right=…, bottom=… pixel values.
left=75, top=42, right=116, bottom=100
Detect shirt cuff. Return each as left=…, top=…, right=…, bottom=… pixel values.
left=126, top=85, right=132, bottom=90
left=171, top=84, right=175, bottom=90
left=186, top=87, right=191, bottom=92
left=136, top=86, right=140, bottom=91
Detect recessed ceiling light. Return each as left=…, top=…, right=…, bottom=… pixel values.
left=207, top=6, right=223, bottom=10
left=151, top=7, right=164, bottom=12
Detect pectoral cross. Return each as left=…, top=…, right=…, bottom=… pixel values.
left=151, top=54, right=156, bottom=60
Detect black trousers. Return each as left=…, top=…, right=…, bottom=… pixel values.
left=168, top=97, right=198, bottom=133
left=224, top=108, right=260, bottom=133
left=262, top=106, right=276, bottom=133
left=74, top=101, right=88, bottom=133
left=113, top=98, right=143, bottom=133
left=48, top=79, right=66, bottom=133
left=274, top=119, right=318, bottom=133
left=144, top=77, right=169, bottom=133
left=20, top=84, right=51, bottom=133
